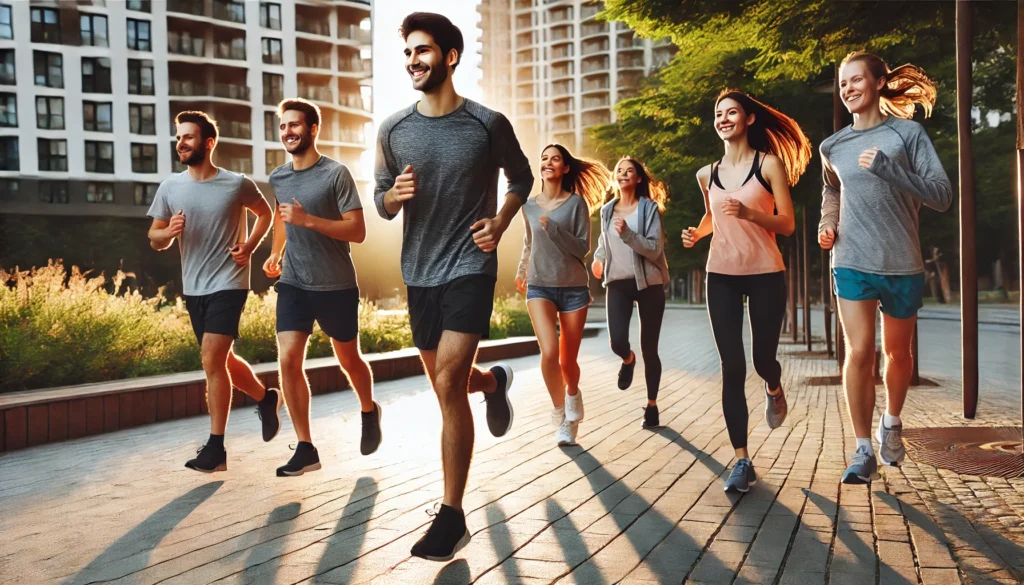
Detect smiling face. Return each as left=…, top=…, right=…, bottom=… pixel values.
left=404, top=30, right=452, bottom=93
left=540, top=146, right=570, bottom=182
left=615, top=159, right=642, bottom=192
left=175, top=122, right=210, bottom=167
left=278, top=109, right=316, bottom=155
left=714, top=97, right=755, bottom=142
left=839, top=58, right=885, bottom=115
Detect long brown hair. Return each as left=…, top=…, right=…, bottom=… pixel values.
left=541, top=144, right=609, bottom=215
left=714, top=89, right=812, bottom=186
left=841, top=51, right=938, bottom=119
left=607, top=156, right=668, bottom=213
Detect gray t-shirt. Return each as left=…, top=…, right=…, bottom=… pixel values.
left=374, top=99, right=534, bottom=287
left=148, top=169, right=260, bottom=296
left=606, top=209, right=639, bottom=283
left=819, top=116, right=953, bottom=275
left=269, top=156, right=362, bottom=291
left=516, top=193, right=591, bottom=288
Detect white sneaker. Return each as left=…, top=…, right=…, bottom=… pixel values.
left=564, top=389, right=584, bottom=423
left=551, top=405, right=565, bottom=428
left=555, top=419, right=578, bottom=446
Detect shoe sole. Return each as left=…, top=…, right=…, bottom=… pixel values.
left=557, top=437, right=577, bottom=446
left=417, top=530, right=472, bottom=562
left=361, top=402, right=383, bottom=456
left=277, top=462, right=322, bottom=477
left=876, top=426, right=905, bottom=467
left=564, top=393, right=584, bottom=423
left=491, top=365, right=514, bottom=438
left=186, top=462, right=227, bottom=473
left=642, top=423, right=664, bottom=430
left=263, top=389, right=283, bottom=443
left=841, top=470, right=880, bottom=484
left=724, top=477, right=757, bottom=493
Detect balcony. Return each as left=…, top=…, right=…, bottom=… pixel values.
left=515, top=0, right=531, bottom=9
left=551, top=99, right=573, bottom=114
left=552, top=119, right=574, bottom=132
left=548, top=9, right=572, bottom=24
left=581, top=4, right=602, bottom=20
left=550, top=26, right=572, bottom=41
left=583, top=96, right=610, bottom=109
left=297, top=53, right=332, bottom=70
left=617, top=55, right=644, bottom=69
left=334, top=126, right=365, bottom=144
left=214, top=40, right=246, bottom=61
left=218, top=156, right=252, bottom=174
left=300, top=85, right=333, bottom=103
left=219, top=120, right=251, bottom=139
left=581, top=23, right=608, bottom=37
left=167, top=33, right=205, bottom=57
left=338, top=58, right=371, bottom=75
left=550, top=45, right=573, bottom=60
left=582, top=78, right=609, bottom=92
left=516, top=50, right=536, bottom=64
left=582, top=57, right=609, bottom=74
left=618, top=72, right=642, bottom=89
left=551, top=64, right=572, bottom=79
left=212, top=0, right=245, bottom=24
left=551, top=81, right=573, bottom=97
left=617, top=35, right=644, bottom=50
left=167, top=0, right=204, bottom=17
left=338, top=24, right=371, bottom=44
left=582, top=112, right=610, bottom=126
left=169, top=79, right=250, bottom=101
left=582, top=40, right=609, bottom=55
left=296, top=15, right=330, bottom=37
left=338, top=92, right=369, bottom=111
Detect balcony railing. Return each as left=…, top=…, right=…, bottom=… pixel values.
left=582, top=78, right=609, bottom=92
left=551, top=65, right=572, bottom=78
left=214, top=40, right=246, bottom=60
left=297, top=53, right=331, bottom=69
left=212, top=0, right=245, bottom=24
left=581, top=23, right=608, bottom=36
left=550, top=27, right=572, bottom=41
left=551, top=99, right=573, bottom=114
left=338, top=59, right=371, bottom=74
left=550, top=46, right=573, bottom=59
left=170, top=80, right=250, bottom=101
left=582, top=59, right=608, bottom=74
left=551, top=82, right=573, bottom=97
left=617, top=36, right=644, bottom=49
left=219, top=157, right=252, bottom=174
left=167, top=0, right=204, bottom=17
left=583, top=96, right=610, bottom=109
left=168, top=33, right=204, bottom=57
left=296, top=15, right=330, bottom=37
left=335, top=127, right=365, bottom=143
left=617, top=56, right=644, bottom=68
left=582, top=41, right=608, bottom=55
left=548, top=9, right=572, bottom=24
left=338, top=92, right=369, bottom=110
left=300, top=85, right=333, bottom=103
left=220, top=120, right=251, bottom=139
left=338, top=24, right=371, bottom=43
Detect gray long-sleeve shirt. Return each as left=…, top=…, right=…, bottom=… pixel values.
left=374, top=99, right=534, bottom=287
left=818, top=116, right=953, bottom=275
left=516, top=193, right=592, bottom=288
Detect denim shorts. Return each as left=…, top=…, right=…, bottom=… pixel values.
left=526, top=285, right=592, bottom=313
left=833, top=268, right=925, bottom=319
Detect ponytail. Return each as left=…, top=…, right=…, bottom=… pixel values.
left=841, top=51, right=938, bottom=119
left=715, top=89, right=812, bottom=186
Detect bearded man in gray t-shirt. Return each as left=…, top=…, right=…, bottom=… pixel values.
left=147, top=111, right=281, bottom=473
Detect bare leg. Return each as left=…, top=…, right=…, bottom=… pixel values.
left=558, top=306, right=588, bottom=396
left=332, top=336, right=374, bottom=412
left=278, top=331, right=313, bottom=443
left=528, top=299, right=565, bottom=407
left=881, top=313, right=917, bottom=417
left=201, top=333, right=235, bottom=435
left=837, top=299, right=879, bottom=439
left=226, top=351, right=266, bottom=401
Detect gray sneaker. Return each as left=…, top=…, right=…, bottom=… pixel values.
left=841, top=445, right=879, bottom=484
left=765, top=383, right=788, bottom=429
left=724, top=458, right=757, bottom=493
left=875, top=416, right=905, bottom=467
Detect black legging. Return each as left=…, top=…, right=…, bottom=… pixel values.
left=606, top=279, right=666, bottom=401
left=706, top=271, right=787, bottom=450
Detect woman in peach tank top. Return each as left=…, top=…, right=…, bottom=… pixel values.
left=681, top=89, right=811, bottom=493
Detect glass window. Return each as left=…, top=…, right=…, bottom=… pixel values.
left=126, top=0, right=151, bottom=12
left=128, top=59, right=154, bottom=95
left=129, top=103, right=155, bottom=135
left=0, top=93, right=15, bottom=127
left=0, top=136, right=17, bottom=170
left=131, top=143, right=157, bottom=172
left=85, top=140, right=114, bottom=173
left=264, top=111, right=278, bottom=141
left=37, top=138, right=68, bottom=171
left=83, top=101, right=113, bottom=132
left=39, top=180, right=69, bottom=204
left=80, top=14, right=108, bottom=47
left=86, top=182, right=114, bottom=203
left=127, top=19, right=151, bottom=51
left=263, top=73, right=283, bottom=105
left=0, top=5, right=13, bottom=40
left=30, top=7, right=60, bottom=44
left=260, top=3, right=281, bottom=30
left=81, top=57, right=112, bottom=93
left=262, top=38, right=282, bottom=65
left=34, top=51, right=63, bottom=88
left=0, top=50, right=13, bottom=85
left=36, top=96, right=64, bottom=130
left=265, top=149, right=284, bottom=174
left=134, top=183, right=158, bottom=205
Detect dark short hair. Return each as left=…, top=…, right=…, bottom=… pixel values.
left=277, top=98, right=321, bottom=128
left=399, top=12, right=464, bottom=69
left=174, top=111, right=218, bottom=142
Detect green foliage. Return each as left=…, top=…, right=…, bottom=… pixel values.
left=490, top=295, right=535, bottom=340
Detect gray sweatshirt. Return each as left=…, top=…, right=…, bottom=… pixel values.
left=594, top=195, right=669, bottom=290
left=818, top=116, right=953, bottom=275
left=374, top=99, right=534, bottom=287
left=516, top=193, right=592, bottom=288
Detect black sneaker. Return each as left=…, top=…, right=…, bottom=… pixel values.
left=484, top=364, right=514, bottom=437
left=360, top=401, right=383, bottom=456
left=618, top=352, right=636, bottom=390
left=185, top=443, right=226, bottom=473
left=276, top=442, right=321, bottom=477
left=256, top=388, right=283, bottom=442
left=410, top=504, right=472, bottom=562
left=642, top=405, right=661, bottom=429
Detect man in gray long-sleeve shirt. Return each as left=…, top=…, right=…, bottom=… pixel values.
left=374, top=12, right=534, bottom=562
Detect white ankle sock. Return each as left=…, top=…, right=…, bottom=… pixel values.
left=856, top=438, right=874, bottom=455
left=883, top=412, right=902, bottom=427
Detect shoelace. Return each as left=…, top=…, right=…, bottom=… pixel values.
left=883, top=427, right=903, bottom=449
left=195, top=442, right=207, bottom=455
left=732, top=459, right=752, bottom=479
left=851, top=447, right=873, bottom=466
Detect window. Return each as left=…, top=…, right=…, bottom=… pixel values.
left=0, top=93, right=15, bottom=127
left=34, top=51, right=63, bottom=88
left=131, top=143, right=157, bottom=172
left=126, top=0, right=151, bottom=12
left=0, top=50, right=13, bottom=85
left=264, top=111, right=277, bottom=141
left=127, top=19, right=151, bottom=51
left=36, top=96, right=64, bottom=130
left=80, top=14, right=108, bottom=47
left=262, top=38, right=283, bottom=64
left=37, top=138, right=67, bottom=171
left=129, top=103, right=155, bottom=135
left=134, top=182, right=158, bottom=205
left=266, top=149, right=284, bottom=174
left=260, top=3, right=281, bottom=30
left=0, top=5, right=12, bottom=40
left=39, top=180, right=68, bottom=204
left=128, top=59, right=154, bottom=95
left=86, top=182, right=114, bottom=203
left=83, top=101, right=112, bottom=132
left=81, top=57, right=112, bottom=93
left=31, top=7, right=60, bottom=44
left=85, top=140, right=114, bottom=173
left=0, top=136, right=17, bottom=170
left=0, top=178, right=19, bottom=201
left=263, top=73, right=283, bottom=105
left=171, top=141, right=185, bottom=171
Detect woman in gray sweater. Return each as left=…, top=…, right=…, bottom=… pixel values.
left=818, top=51, right=952, bottom=485
left=516, top=144, right=609, bottom=446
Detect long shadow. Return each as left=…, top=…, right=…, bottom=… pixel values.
left=432, top=558, right=469, bottom=584
left=227, top=501, right=303, bottom=582
left=311, top=476, right=380, bottom=584
left=654, top=426, right=729, bottom=479
left=545, top=500, right=606, bottom=585
left=484, top=503, right=520, bottom=583
left=65, top=481, right=223, bottom=585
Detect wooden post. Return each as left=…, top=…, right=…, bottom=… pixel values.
left=790, top=240, right=798, bottom=343
left=1016, top=0, right=1024, bottom=432
left=832, top=64, right=847, bottom=369
left=803, top=207, right=812, bottom=350
left=958, top=0, right=978, bottom=419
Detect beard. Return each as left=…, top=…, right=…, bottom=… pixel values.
left=284, top=133, right=314, bottom=155
left=412, top=65, right=448, bottom=93
left=178, top=143, right=206, bottom=167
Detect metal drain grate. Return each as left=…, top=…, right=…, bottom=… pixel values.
left=902, top=427, right=1024, bottom=478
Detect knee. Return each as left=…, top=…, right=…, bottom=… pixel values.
left=336, top=349, right=366, bottom=373
left=201, top=348, right=229, bottom=372
left=847, top=344, right=876, bottom=370
left=559, top=355, right=578, bottom=373
left=434, top=367, right=470, bottom=402
left=752, top=355, right=778, bottom=378
left=279, top=348, right=305, bottom=373
left=610, top=338, right=630, bottom=358
left=540, top=346, right=560, bottom=367
left=885, top=345, right=912, bottom=367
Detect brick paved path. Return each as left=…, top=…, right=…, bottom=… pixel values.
left=0, top=309, right=1021, bottom=585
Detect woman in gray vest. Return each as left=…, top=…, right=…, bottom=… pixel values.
left=515, top=144, right=608, bottom=447
left=592, top=156, right=670, bottom=429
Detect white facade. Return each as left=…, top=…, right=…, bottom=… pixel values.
left=477, top=0, right=674, bottom=160
left=0, top=0, right=372, bottom=217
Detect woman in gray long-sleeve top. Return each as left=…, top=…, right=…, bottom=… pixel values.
left=592, top=157, right=671, bottom=429
left=515, top=144, right=609, bottom=448
left=817, top=51, right=952, bottom=485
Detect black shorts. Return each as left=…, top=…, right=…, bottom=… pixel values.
left=183, top=289, right=249, bottom=345
left=275, top=282, right=360, bottom=342
left=407, top=274, right=495, bottom=351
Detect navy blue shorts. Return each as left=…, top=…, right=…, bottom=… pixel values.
left=526, top=285, right=592, bottom=313
left=275, top=282, right=360, bottom=342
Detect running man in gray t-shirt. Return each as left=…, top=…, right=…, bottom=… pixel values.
left=263, top=98, right=381, bottom=477
left=147, top=111, right=280, bottom=473
left=374, top=13, right=533, bottom=561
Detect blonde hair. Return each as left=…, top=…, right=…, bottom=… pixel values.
left=841, top=51, right=938, bottom=119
